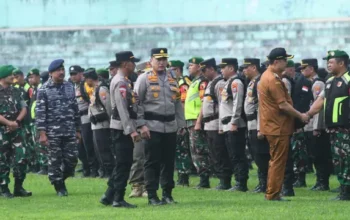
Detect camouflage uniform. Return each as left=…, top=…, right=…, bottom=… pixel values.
left=36, top=79, right=80, bottom=184
left=291, top=131, right=309, bottom=174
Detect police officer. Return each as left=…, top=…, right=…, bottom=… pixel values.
left=185, top=56, right=211, bottom=189
left=169, top=60, right=192, bottom=186
left=100, top=51, right=144, bottom=208
left=242, top=58, right=270, bottom=193
left=135, top=48, right=186, bottom=205
left=202, top=58, right=232, bottom=190
left=27, top=68, right=48, bottom=175
left=300, top=59, right=332, bottom=191
left=219, top=58, right=249, bottom=192
left=69, top=65, right=98, bottom=177
left=36, top=59, right=81, bottom=196
left=85, top=69, right=115, bottom=178
left=0, top=65, right=32, bottom=198
left=307, top=50, right=350, bottom=200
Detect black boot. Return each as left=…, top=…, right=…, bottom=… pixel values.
left=228, top=180, right=248, bottom=192
left=281, top=185, right=295, bottom=197
left=310, top=179, right=320, bottom=191
left=162, top=189, right=177, bottom=204
left=112, top=191, right=137, bottom=208
left=254, top=178, right=266, bottom=193
left=100, top=187, right=115, bottom=206
left=293, top=172, right=307, bottom=188
left=13, top=179, right=32, bottom=197
left=37, top=166, right=48, bottom=175
left=195, top=176, right=210, bottom=189
left=177, top=173, right=189, bottom=187
left=54, top=181, right=68, bottom=197
left=313, top=177, right=330, bottom=191
left=148, top=191, right=166, bottom=206
left=215, top=177, right=232, bottom=190
left=331, top=185, right=344, bottom=200
left=90, top=168, right=99, bottom=178
left=82, top=169, right=91, bottom=177
left=339, top=185, right=350, bottom=201
left=0, top=184, right=14, bottom=199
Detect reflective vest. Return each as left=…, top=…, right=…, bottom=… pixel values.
left=30, top=83, right=42, bottom=120
left=178, top=76, right=191, bottom=103
left=185, top=76, right=206, bottom=120
left=324, top=72, right=350, bottom=128
left=14, top=83, right=30, bottom=92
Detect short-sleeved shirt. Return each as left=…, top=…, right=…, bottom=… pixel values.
left=258, top=68, right=294, bottom=136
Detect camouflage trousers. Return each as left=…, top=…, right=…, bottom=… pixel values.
left=31, top=124, right=48, bottom=168
left=175, top=128, right=192, bottom=174
left=0, top=129, right=27, bottom=185
left=21, top=123, right=37, bottom=168
left=330, top=131, right=350, bottom=185
left=291, top=131, right=309, bottom=174
left=47, top=135, right=78, bottom=184
left=188, top=127, right=211, bottom=177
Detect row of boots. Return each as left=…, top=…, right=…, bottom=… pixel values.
left=0, top=179, right=32, bottom=198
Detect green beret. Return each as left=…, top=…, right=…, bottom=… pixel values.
left=97, top=68, right=109, bottom=75
left=0, top=65, right=16, bottom=79
left=287, top=60, right=295, bottom=67
left=12, top=68, right=23, bottom=75
left=169, top=60, right=184, bottom=68
left=188, top=57, right=204, bottom=65
left=28, top=68, right=40, bottom=76
left=323, top=50, right=349, bottom=60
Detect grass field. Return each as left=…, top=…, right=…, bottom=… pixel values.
left=0, top=169, right=349, bottom=220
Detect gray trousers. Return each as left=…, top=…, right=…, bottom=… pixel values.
left=128, top=141, right=145, bottom=185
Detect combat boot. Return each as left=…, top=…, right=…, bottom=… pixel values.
left=129, top=184, right=143, bottom=198
left=162, top=189, right=177, bottom=204
left=13, top=179, right=32, bottom=197
left=310, top=180, right=320, bottom=191
left=254, top=178, right=266, bottom=193
left=228, top=180, right=248, bottom=192
left=148, top=191, right=166, bottom=206
left=90, top=167, right=99, bottom=178
left=37, top=166, right=48, bottom=175
left=100, top=187, right=115, bottom=206
left=281, top=186, right=295, bottom=197
left=177, top=173, right=189, bottom=187
left=195, top=176, right=210, bottom=189
left=112, top=191, right=137, bottom=208
left=54, top=181, right=68, bottom=197
left=293, top=172, right=307, bottom=188
left=0, top=184, right=14, bottom=199
left=215, top=177, right=232, bottom=190
left=331, top=185, right=344, bottom=200
left=339, top=185, right=350, bottom=201
left=313, top=178, right=330, bottom=191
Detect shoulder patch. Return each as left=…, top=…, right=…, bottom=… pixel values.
left=199, top=81, right=208, bottom=90
left=119, top=84, right=127, bottom=98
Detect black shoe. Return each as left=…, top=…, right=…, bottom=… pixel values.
left=293, top=173, right=307, bottom=188
left=162, top=195, right=177, bottom=204
left=0, top=185, right=14, bottom=199
left=227, top=182, right=248, bottom=192
left=177, top=173, right=189, bottom=187
left=215, top=177, right=232, bottom=190
left=310, top=182, right=320, bottom=191
left=281, top=188, right=295, bottom=197
left=90, top=169, right=99, bottom=178
left=148, top=197, right=166, bottom=206
left=82, top=169, right=91, bottom=177
left=112, top=200, right=137, bottom=208
left=195, top=176, right=210, bottom=189
left=313, top=184, right=330, bottom=191
left=13, top=179, right=32, bottom=197
left=100, top=187, right=115, bottom=206
left=265, top=197, right=291, bottom=202
left=54, top=181, right=68, bottom=197
left=37, top=168, right=48, bottom=175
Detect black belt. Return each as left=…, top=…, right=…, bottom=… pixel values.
left=202, top=114, right=219, bottom=123
left=221, top=116, right=232, bottom=125
left=79, top=109, right=89, bottom=116
left=246, top=112, right=257, bottom=121
left=144, top=112, right=175, bottom=122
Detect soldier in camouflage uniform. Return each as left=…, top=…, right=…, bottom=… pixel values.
left=169, top=60, right=192, bottom=186
left=36, top=59, right=81, bottom=196
left=0, top=65, right=32, bottom=198
left=308, top=50, right=350, bottom=200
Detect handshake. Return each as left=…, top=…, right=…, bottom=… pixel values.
left=299, top=112, right=311, bottom=124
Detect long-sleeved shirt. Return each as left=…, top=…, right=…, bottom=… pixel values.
left=244, top=75, right=260, bottom=131
left=89, top=81, right=112, bottom=130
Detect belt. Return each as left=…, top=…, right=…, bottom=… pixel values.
left=221, top=116, right=232, bottom=125
left=246, top=112, right=257, bottom=121
left=202, top=114, right=219, bottom=123
left=79, top=109, right=89, bottom=116
left=144, top=112, right=175, bottom=122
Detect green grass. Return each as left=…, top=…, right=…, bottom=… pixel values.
left=0, top=170, right=349, bottom=220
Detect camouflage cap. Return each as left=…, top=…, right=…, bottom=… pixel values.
left=323, top=50, right=349, bottom=60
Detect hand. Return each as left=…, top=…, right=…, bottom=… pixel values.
left=178, top=127, right=186, bottom=135
left=131, top=131, right=141, bottom=143
left=7, top=121, right=19, bottom=131
left=218, top=130, right=223, bottom=134
left=257, top=131, right=265, bottom=140
left=230, top=124, right=238, bottom=132
left=39, top=132, right=49, bottom=146
left=194, top=123, right=201, bottom=131
left=313, top=130, right=321, bottom=137
left=76, top=132, right=81, bottom=143
left=300, top=113, right=310, bottom=124
left=140, top=125, right=151, bottom=140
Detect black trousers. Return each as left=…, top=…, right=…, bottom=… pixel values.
left=77, top=140, right=88, bottom=170
left=249, top=130, right=270, bottom=182
left=206, top=131, right=232, bottom=179
left=144, top=131, right=176, bottom=193
left=81, top=123, right=98, bottom=171
left=283, top=136, right=294, bottom=189
left=108, top=130, right=133, bottom=195
left=224, top=128, right=249, bottom=182
left=93, top=128, right=115, bottom=173
left=311, top=131, right=332, bottom=182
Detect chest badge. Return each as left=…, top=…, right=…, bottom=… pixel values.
left=337, top=81, right=343, bottom=87
left=153, top=92, right=159, bottom=98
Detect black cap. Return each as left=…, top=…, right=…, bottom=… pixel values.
left=267, top=48, right=294, bottom=60
left=199, top=58, right=216, bottom=69
left=108, top=60, right=120, bottom=69
left=115, top=51, right=140, bottom=63
left=151, top=48, right=169, bottom=58
left=218, top=58, right=238, bottom=68
left=69, top=65, right=85, bottom=74
left=83, top=68, right=98, bottom=80
left=317, top=68, right=328, bottom=79
left=242, top=58, right=260, bottom=68
left=300, top=58, right=318, bottom=69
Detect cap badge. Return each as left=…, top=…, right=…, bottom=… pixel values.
left=192, top=58, right=196, bottom=63
left=330, top=51, right=335, bottom=56
left=160, top=50, right=164, bottom=54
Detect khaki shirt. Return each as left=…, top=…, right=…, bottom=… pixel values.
left=244, top=75, right=260, bottom=131
left=74, top=82, right=90, bottom=124
left=88, top=82, right=111, bottom=130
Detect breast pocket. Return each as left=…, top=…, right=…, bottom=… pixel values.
left=148, top=85, right=161, bottom=100
left=170, top=86, right=180, bottom=102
